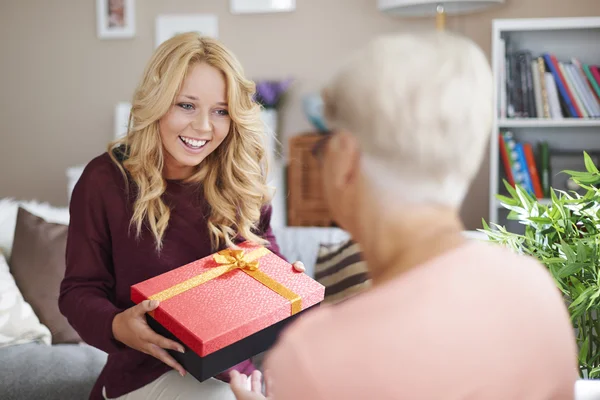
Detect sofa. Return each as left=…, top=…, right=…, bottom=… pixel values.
left=8, top=198, right=595, bottom=400
left=0, top=198, right=350, bottom=400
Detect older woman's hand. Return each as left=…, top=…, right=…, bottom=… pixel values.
left=230, top=370, right=271, bottom=400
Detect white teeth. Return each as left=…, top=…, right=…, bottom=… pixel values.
left=180, top=137, right=207, bottom=148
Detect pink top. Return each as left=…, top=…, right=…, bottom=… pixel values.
left=265, top=241, right=578, bottom=400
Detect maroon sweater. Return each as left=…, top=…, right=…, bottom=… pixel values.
left=59, top=153, right=284, bottom=399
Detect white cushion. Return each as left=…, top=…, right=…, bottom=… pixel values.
left=0, top=198, right=69, bottom=259
left=0, top=252, right=51, bottom=348
left=272, top=226, right=350, bottom=278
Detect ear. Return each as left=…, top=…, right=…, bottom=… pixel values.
left=332, top=131, right=360, bottom=190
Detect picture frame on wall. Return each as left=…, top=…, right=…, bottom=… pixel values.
left=96, top=0, right=135, bottom=39
left=230, top=0, right=296, bottom=14
left=155, top=15, right=219, bottom=48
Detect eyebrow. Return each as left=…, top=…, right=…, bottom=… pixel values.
left=181, top=94, right=228, bottom=106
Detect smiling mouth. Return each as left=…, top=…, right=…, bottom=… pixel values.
left=179, top=136, right=209, bottom=150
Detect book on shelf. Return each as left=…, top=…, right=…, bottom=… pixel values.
left=499, top=131, right=549, bottom=199
left=498, top=38, right=600, bottom=119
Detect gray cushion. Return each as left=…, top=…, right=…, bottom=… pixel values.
left=0, top=342, right=106, bottom=400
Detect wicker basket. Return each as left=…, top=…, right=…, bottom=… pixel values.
left=287, top=133, right=334, bottom=226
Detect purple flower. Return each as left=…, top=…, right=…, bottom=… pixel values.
left=253, top=78, right=293, bottom=109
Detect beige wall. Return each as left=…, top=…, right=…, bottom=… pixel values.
left=1, top=0, right=598, bottom=229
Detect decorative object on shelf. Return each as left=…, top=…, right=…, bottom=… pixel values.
left=114, top=102, right=131, bottom=140
left=155, top=14, right=218, bottom=48
left=261, top=108, right=278, bottom=157
left=481, top=152, right=600, bottom=379
left=254, top=79, right=293, bottom=110
left=302, top=94, right=328, bottom=133
left=255, top=78, right=293, bottom=156
left=230, top=0, right=296, bottom=14
left=96, top=0, right=135, bottom=39
left=378, top=0, right=504, bottom=30
left=255, top=79, right=293, bottom=229
left=287, top=134, right=333, bottom=227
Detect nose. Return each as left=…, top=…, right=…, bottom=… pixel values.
left=191, top=112, right=211, bottom=132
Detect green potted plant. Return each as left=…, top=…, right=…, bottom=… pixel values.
left=480, top=152, right=600, bottom=378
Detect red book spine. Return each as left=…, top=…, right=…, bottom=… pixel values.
left=499, top=133, right=515, bottom=186
left=550, top=54, right=583, bottom=117
left=523, top=143, right=544, bottom=199
left=591, top=66, right=600, bottom=90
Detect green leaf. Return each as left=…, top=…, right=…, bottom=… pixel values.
left=582, top=220, right=597, bottom=235
left=563, top=170, right=593, bottom=177
left=503, top=180, right=519, bottom=201
left=577, top=241, right=588, bottom=263
left=559, top=262, right=586, bottom=278
left=569, top=287, right=595, bottom=321
left=561, top=241, right=577, bottom=263
left=589, top=367, right=600, bottom=379
left=528, top=217, right=553, bottom=224
left=481, top=219, right=490, bottom=231
left=515, top=185, right=532, bottom=210
left=584, top=151, right=600, bottom=174
left=571, top=277, right=585, bottom=295
left=581, top=201, right=596, bottom=212
left=507, top=210, right=520, bottom=220
left=586, top=288, right=600, bottom=310
left=496, top=194, right=518, bottom=206
left=544, top=257, right=567, bottom=265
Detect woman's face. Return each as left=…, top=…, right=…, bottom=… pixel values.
left=159, top=62, right=231, bottom=180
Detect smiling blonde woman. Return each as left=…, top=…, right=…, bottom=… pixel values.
left=59, top=33, right=304, bottom=400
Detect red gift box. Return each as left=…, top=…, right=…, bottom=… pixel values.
left=131, top=241, right=324, bottom=378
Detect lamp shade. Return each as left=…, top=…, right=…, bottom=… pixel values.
left=379, top=0, right=504, bottom=16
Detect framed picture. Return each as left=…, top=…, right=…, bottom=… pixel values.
left=155, top=15, right=219, bottom=48
left=230, top=0, right=296, bottom=14
left=96, top=0, right=135, bottom=39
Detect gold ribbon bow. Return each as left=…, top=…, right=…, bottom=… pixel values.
left=149, top=247, right=302, bottom=315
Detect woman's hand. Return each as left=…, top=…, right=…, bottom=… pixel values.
left=292, top=261, right=305, bottom=273
left=112, top=300, right=186, bottom=377
left=230, top=370, right=271, bottom=400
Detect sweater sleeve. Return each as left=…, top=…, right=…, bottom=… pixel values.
left=58, top=163, right=126, bottom=354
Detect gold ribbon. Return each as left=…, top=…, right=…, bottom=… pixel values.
left=149, top=247, right=302, bottom=315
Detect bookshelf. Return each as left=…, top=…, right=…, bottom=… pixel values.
left=489, top=17, right=600, bottom=232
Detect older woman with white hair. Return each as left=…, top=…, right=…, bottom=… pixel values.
left=230, top=31, right=578, bottom=400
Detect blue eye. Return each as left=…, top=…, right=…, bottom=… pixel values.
left=215, top=109, right=229, bottom=116
left=177, top=103, right=194, bottom=111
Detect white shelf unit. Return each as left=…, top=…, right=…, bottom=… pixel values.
left=489, top=17, right=600, bottom=230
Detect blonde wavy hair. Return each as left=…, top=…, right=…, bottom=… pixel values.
left=108, top=33, right=271, bottom=251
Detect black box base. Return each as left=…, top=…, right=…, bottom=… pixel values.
left=146, top=304, right=318, bottom=382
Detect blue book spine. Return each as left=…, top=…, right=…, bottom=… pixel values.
left=516, top=143, right=535, bottom=196
left=503, top=131, right=525, bottom=189
left=543, top=53, right=579, bottom=118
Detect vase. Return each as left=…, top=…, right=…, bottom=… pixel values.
left=260, top=108, right=286, bottom=227
left=260, top=108, right=278, bottom=160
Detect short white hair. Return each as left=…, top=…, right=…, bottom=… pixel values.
left=323, top=31, right=493, bottom=207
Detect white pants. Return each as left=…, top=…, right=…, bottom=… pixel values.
left=103, top=370, right=237, bottom=400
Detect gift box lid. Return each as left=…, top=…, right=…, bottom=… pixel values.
left=131, top=241, right=325, bottom=357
